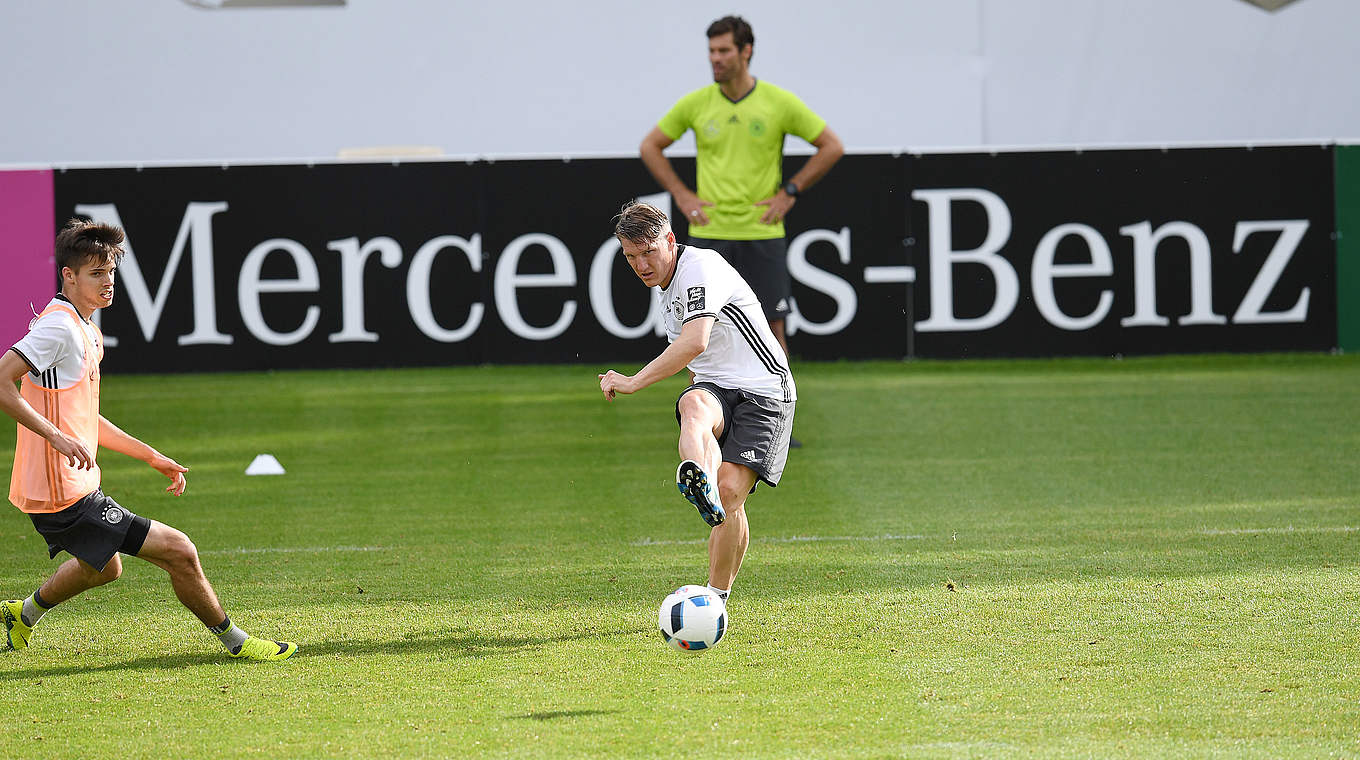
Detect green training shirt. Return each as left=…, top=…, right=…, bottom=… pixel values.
left=657, top=80, right=826, bottom=240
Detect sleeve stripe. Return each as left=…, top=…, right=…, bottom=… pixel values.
left=7, top=347, right=38, bottom=373
left=682, top=313, right=718, bottom=324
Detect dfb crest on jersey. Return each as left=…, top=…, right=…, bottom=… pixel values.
left=686, top=287, right=706, bottom=313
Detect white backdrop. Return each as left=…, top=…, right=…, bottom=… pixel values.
left=1, top=0, right=1357, bottom=164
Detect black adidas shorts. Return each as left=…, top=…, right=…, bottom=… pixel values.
left=688, top=237, right=790, bottom=321
left=675, top=382, right=796, bottom=489
left=29, top=490, right=151, bottom=571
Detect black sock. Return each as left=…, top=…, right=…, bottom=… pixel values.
left=208, top=615, right=233, bottom=635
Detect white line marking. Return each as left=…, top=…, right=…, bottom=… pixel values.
left=1198, top=526, right=1359, bottom=536
left=200, top=545, right=390, bottom=556
left=905, top=742, right=1016, bottom=752
left=631, top=534, right=925, bottom=547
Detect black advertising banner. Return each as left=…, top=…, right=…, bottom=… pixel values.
left=780, top=153, right=912, bottom=359
left=51, top=156, right=907, bottom=372
left=906, top=146, right=1336, bottom=358
left=48, top=145, right=1336, bottom=373
left=54, top=162, right=486, bottom=372
left=54, top=159, right=672, bottom=372
left=474, top=157, right=671, bottom=364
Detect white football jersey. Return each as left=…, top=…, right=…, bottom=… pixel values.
left=9, top=296, right=102, bottom=389
left=660, top=245, right=796, bottom=402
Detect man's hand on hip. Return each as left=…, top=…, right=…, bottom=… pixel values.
left=678, top=193, right=715, bottom=227
left=755, top=191, right=796, bottom=224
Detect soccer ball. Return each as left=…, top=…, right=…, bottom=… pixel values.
left=657, top=585, right=727, bottom=652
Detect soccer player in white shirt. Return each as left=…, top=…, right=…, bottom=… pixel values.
left=599, top=201, right=796, bottom=601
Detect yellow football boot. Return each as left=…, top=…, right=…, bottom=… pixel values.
left=229, top=636, right=298, bottom=661
left=2, top=600, right=33, bottom=651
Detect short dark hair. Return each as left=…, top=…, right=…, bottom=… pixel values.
left=707, top=15, right=754, bottom=60
left=613, top=200, right=670, bottom=244
left=54, top=218, right=125, bottom=275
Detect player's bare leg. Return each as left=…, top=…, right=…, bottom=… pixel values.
left=676, top=389, right=727, bottom=526
left=14, top=525, right=221, bottom=636
left=708, top=462, right=757, bottom=593
left=677, top=389, right=725, bottom=477
left=6, top=555, right=124, bottom=650
left=6, top=555, right=122, bottom=648
left=137, top=520, right=296, bottom=660
left=135, top=521, right=225, bottom=625
left=39, top=554, right=124, bottom=604
left=769, top=317, right=789, bottom=360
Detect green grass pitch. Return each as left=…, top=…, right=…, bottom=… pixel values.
left=1, top=354, right=1357, bottom=758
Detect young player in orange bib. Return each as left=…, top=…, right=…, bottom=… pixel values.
left=1, top=219, right=296, bottom=662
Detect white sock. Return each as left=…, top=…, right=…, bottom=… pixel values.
left=22, top=593, right=51, bottom=627
left=209, top=615, right=250, bottom=652
left=708, top=585, right=730, bottom=601
left=707, top=464, right=724, bottom=507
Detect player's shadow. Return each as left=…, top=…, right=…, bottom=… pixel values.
left=293, top=625, right=649, bottom=661
left=1, top=625, right=648, bottom=680
left=510, top=709, right=620, bottom=721
left=2, top=650, right=227, bottom=679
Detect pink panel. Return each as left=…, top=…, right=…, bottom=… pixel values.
left=0, top=170, right=55, bottom=350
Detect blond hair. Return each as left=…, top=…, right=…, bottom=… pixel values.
left=613, top=200, right=670, bottom=243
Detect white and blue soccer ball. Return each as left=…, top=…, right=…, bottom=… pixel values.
left=658, top=585, right=727, bottom=652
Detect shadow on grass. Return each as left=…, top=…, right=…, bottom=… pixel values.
left=2, top=650, right=225, bottom=679
left=2, top=625, right=649, bottom=680
left=510, top=709, right=620, bottom=721
left=292, top=625, right=650, bottom=662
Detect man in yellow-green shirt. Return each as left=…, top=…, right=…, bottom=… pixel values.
left=641, top=16, right=843, bottom=448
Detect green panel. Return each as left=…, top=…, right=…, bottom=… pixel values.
left=1335, top=145, right=1360, bottom=351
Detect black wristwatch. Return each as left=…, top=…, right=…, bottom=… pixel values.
left=782, top=181, right=800, bottom=197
